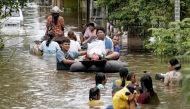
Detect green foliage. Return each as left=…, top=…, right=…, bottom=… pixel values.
left=0, top=38, right=4, bottom=49
left=0, top=0, right=28, bottom=67
left=181, top=74, right=190, bottom=102
left=97, top=0, right=189, bottom=29
left=0, top=0, right=28, bottom=19
left=97, top=0, right=190, bottom=56
left=146, top=18, right=190, bottom=56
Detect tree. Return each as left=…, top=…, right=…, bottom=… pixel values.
left=0, top=0, right=28, bottom=67
left=97, top=0, right=190, bottom=29
left=0, top=0, right=28, bottom=19
left=146, top=18, right=190, bottom=56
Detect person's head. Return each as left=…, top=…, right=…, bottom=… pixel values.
left=112, top=35, right=119, bottom=47
left=90, top=52, right=100, bottom=61
left=46, top=32, right=55, bottom=47
left=89, top=87, right=100, bottom=101
left=168, top=58, right=181, bottom=71
left=96, top=27, right=106, bottom=40
left=112, top=86, right=122, bottom=98
left=140, top=74, right=155, bottom=95
left=95, top=72, right=107, bottom=86
left=81, top=23, right=87, bottom=31
left=67, top=30, right=77, bottom=41
left=127, top=72, right=136, bottom=84
left=119, top=67, right=128, bottom=87
left=61, top=37, right=70, bottom=51
left=88, top=22, right=96, bottom=31
left=51, top=6, right=62, bottom=25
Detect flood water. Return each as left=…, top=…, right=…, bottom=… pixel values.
left=0, top=4, right=190, bottom=109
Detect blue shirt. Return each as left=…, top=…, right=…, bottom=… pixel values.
left=39, top=41, right=61, bottom=56
left=56, top=50, right=79, bottom=70
left=114, top=45, right=120, bottom=54
left=97, top=36, right=113, bottom=51
left=97, top=84, right=105, bottom=89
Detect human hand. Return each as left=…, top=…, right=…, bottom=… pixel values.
left=160, top=79, right=164, bottom=82
left=134, top=83, right=139, bottom=87
left=128, top=93, right=136, bottom=102
left=75, top=59, right=80, bottom=62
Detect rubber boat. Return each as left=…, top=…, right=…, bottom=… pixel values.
left=70, top=60, right=129, bottom=73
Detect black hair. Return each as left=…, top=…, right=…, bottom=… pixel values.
left=96, top=27, right=106, bottom=35
left=89, top=87, right=100, bottom=101
left=169, top=58, right=181, bottom=70
left=95, top=72, right=106, bottom=86
left=127, top=72, right=134, bottom=81
left=46, top=32, right=55, bottom=47
left=51, top=13, right=59, bottom=25
left=111, top=35, right=119, bottom=39
left=140, top=74, right=155, bottom=96
left=61, top=37, right=70, bottom=44
left=112, top=86, right=122, bottom=94
left=88, top=22, right=95, bottom=27
left=119, top=67, right=128, bottom=87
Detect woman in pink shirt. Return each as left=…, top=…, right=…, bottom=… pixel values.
left=84, top=22, right=97, bottom=40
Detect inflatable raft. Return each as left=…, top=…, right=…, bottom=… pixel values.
left=70, top=60, right=129, bottom=73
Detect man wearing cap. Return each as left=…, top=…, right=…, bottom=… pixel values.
left=45, top=6, right=65, bottom=42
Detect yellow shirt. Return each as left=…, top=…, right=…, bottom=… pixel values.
left=112, top=79, right=131, bottom=89
left=86, top=100, right=104, bottom=106
left=113, top=87, right=130, bottom=109
left=112, top=87, right=137, bottom=109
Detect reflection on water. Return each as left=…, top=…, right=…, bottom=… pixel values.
left=0, top=5, right=190, bottom=109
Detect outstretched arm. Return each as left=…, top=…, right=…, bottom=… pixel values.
left=79, top=51, right=87, bottom=56
left=62, top=59, right=78, bottom=65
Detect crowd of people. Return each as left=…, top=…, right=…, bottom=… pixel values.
left=37, top=6, right=183, bottom=109
left=39, top=6, right=121, bottom=70
left=87, top=58, right=182, bottom=109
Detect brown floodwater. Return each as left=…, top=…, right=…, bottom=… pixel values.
left=0, top=4, right=190, bottom=109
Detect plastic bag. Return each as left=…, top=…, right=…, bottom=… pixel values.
left=87, top=40, right=106, bottom=58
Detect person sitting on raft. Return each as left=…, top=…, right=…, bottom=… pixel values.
left=81, top=22, right=97, bottom=49
left=111, top=35, right=120, bottom=54
left=79, top=23, right=88, bottom=43
left=86, top=87, right=104, bottom=106
left=56, top=37, right=86, bottom=70
left=83, top=22, right=97, bottom=41
left=95, top=27, right=119, bottom=60
left=67, top=30, right=81, bottom=52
